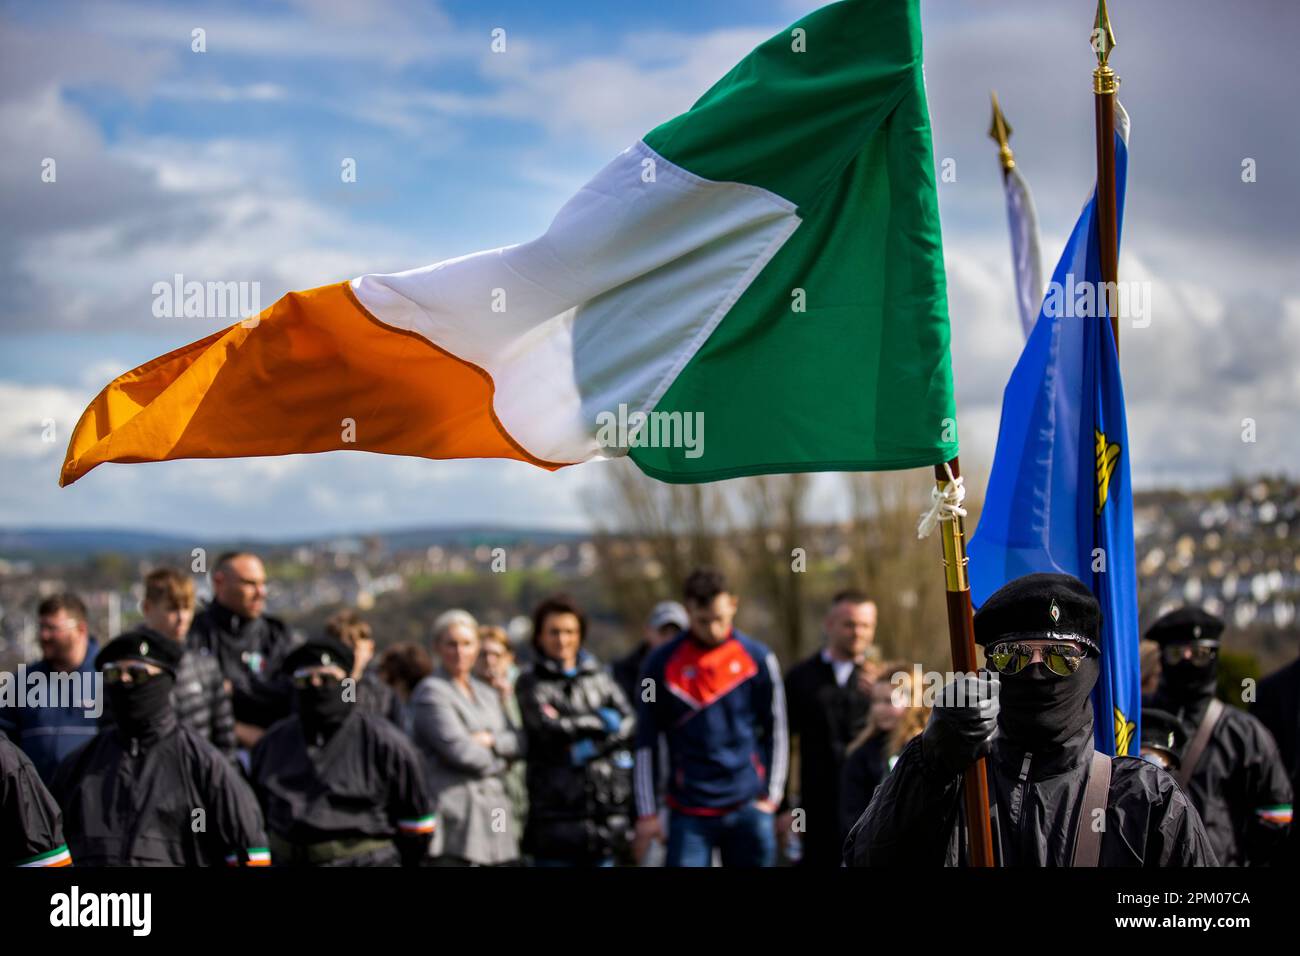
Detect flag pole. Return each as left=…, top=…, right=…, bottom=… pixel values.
left=1092, top=0, right=1121, bottom=353
left=933, top=457, right=995, bottom=866
left=988, top=91, right=1016, bottom=182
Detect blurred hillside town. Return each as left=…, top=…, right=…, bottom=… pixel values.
left=2, top=472, right=1297, bottom=677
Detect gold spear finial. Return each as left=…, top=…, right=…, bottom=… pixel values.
left=1092, top=0, right=1118, bottom=94
left=988, top=91, right=1015, bottom=172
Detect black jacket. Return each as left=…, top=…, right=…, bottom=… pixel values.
left=356, top=665, right=402, bottom=725
left=845, top=723, right=1217, bottom=867
left=1152, top=690, right=1293, bottom=866
left=784, top=651, right=871, bottom=866
left=1253, top=658, right=1300, bottom=777
left=839, top=732, right=889, bottom=843
left=517, top=652, right=636, bottom=862
left=2, top=734, right=68, bottom=866
left=188, top=602, right=298, bottom=729
left=611, top=642, right=650, bottom=711
left=249, top=709, right=433, bottom=866
left=50, top=710, right=267, bottom=866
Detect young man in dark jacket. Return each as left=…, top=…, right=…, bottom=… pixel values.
left=517, top=596, right=635, bottom=866
left=846, top=573, right=1217, bottom=867
left=0, top=594, right=100, bottom=785
left=1145, top=607, right=1292, bottom=865
left=130, top=568, right=235, bottom=758
left=51, top=633, right=269, bottom=866
left=633, top=568, right=788, bottom=867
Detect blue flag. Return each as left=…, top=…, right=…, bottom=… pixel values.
left=969, top=104, right=1140, bottom=757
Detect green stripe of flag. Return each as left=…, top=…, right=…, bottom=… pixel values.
left=632, top=0, right=956, bottom=482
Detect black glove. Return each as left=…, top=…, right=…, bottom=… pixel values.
left=921, top=672, right=1000, bottom=778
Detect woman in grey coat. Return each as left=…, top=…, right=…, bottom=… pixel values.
left=410, top=610, right=523, bottom=865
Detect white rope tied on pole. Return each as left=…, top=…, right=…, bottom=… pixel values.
left=917, top=461, right=967, bottom=539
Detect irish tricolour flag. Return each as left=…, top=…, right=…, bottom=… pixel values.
left=60, top=0, right=957, bottom=488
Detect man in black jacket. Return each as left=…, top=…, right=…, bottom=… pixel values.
left=1146, top=607, right=1292, bottom=865
left=1253, top=653, right=1300, bottom=779
left=611, top=601, right=688, bottom=708
left=2, top=734, right=71, bottom=867
left=51, top=633, right=269, bottom=866
left=846, top=573, right=1217, bottom=867
left=782, top=589, right=876, bottom=866
left=189, top=551, right=299, bottom=752
left=249, top=639, right=435, bottom=866
left=517, top=595, right=636, bottom=866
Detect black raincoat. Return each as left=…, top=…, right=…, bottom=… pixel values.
left=2, top=734, right=68, bottom=866
left=50, top=710, right=267, bottom=866
left=1150, top=689, right=1293, bottom=866
left=845, top=722, right=1217, bottom=867
left=249, top=709, right=434, bottom=866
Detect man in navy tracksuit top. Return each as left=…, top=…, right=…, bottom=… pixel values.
left=633, top=568, right=788, bottom=867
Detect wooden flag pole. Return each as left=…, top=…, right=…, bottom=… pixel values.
left=1092, top=0, right=1121, bottom=353
left=933, top=457, right=995, bottom=866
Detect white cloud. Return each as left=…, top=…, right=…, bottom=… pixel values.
left=77, top=0, right=465, bottom=68
left=407, top=26, right=776, bottom=154
left=0, top=382, right=87, bottom=462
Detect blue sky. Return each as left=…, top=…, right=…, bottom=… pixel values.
left=2, top=0, right=1297, bottom=537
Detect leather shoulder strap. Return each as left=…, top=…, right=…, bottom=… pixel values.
left=1176, top=698, right=1225, bottom=789
left=1072, top=749, right=1112, bottom=868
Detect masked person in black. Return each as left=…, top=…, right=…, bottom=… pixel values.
left=1145, top=607, right=1292, bottom=865
left=248, top=640, right=436, bottom=866
left=845, top=573, right=1216, bottom=866
left=51, top=634, right=270, bottom=866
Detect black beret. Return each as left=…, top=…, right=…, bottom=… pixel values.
left=1143, top=606, right=1224, bottom=645
left=974, top=572, right=1101, bottom=654
left=282, top=639, right=354, bottom=677
left=1140, top=707, right=1189, bottom=762
left=97, top=631, right=183, bottom=675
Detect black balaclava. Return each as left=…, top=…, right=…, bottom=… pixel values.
left=998, top=655, right=1100, bottom=751
left=296, top=681, right=351, bottom=742
left=107, top=673, right=176, bottom=740
left=1158, top=647, right=1219, bottom=709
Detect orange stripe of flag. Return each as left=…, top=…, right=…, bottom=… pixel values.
left=60, top=282, right=566, bottom=486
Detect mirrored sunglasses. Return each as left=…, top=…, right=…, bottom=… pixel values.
left=986, top=642, right=1085, bottom=678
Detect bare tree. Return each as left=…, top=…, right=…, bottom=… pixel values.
left=736, top=474, right=813, bottom=662
left=584, top=459, right=731, bottom=637
left=843, top=467, right=983, bottom=672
